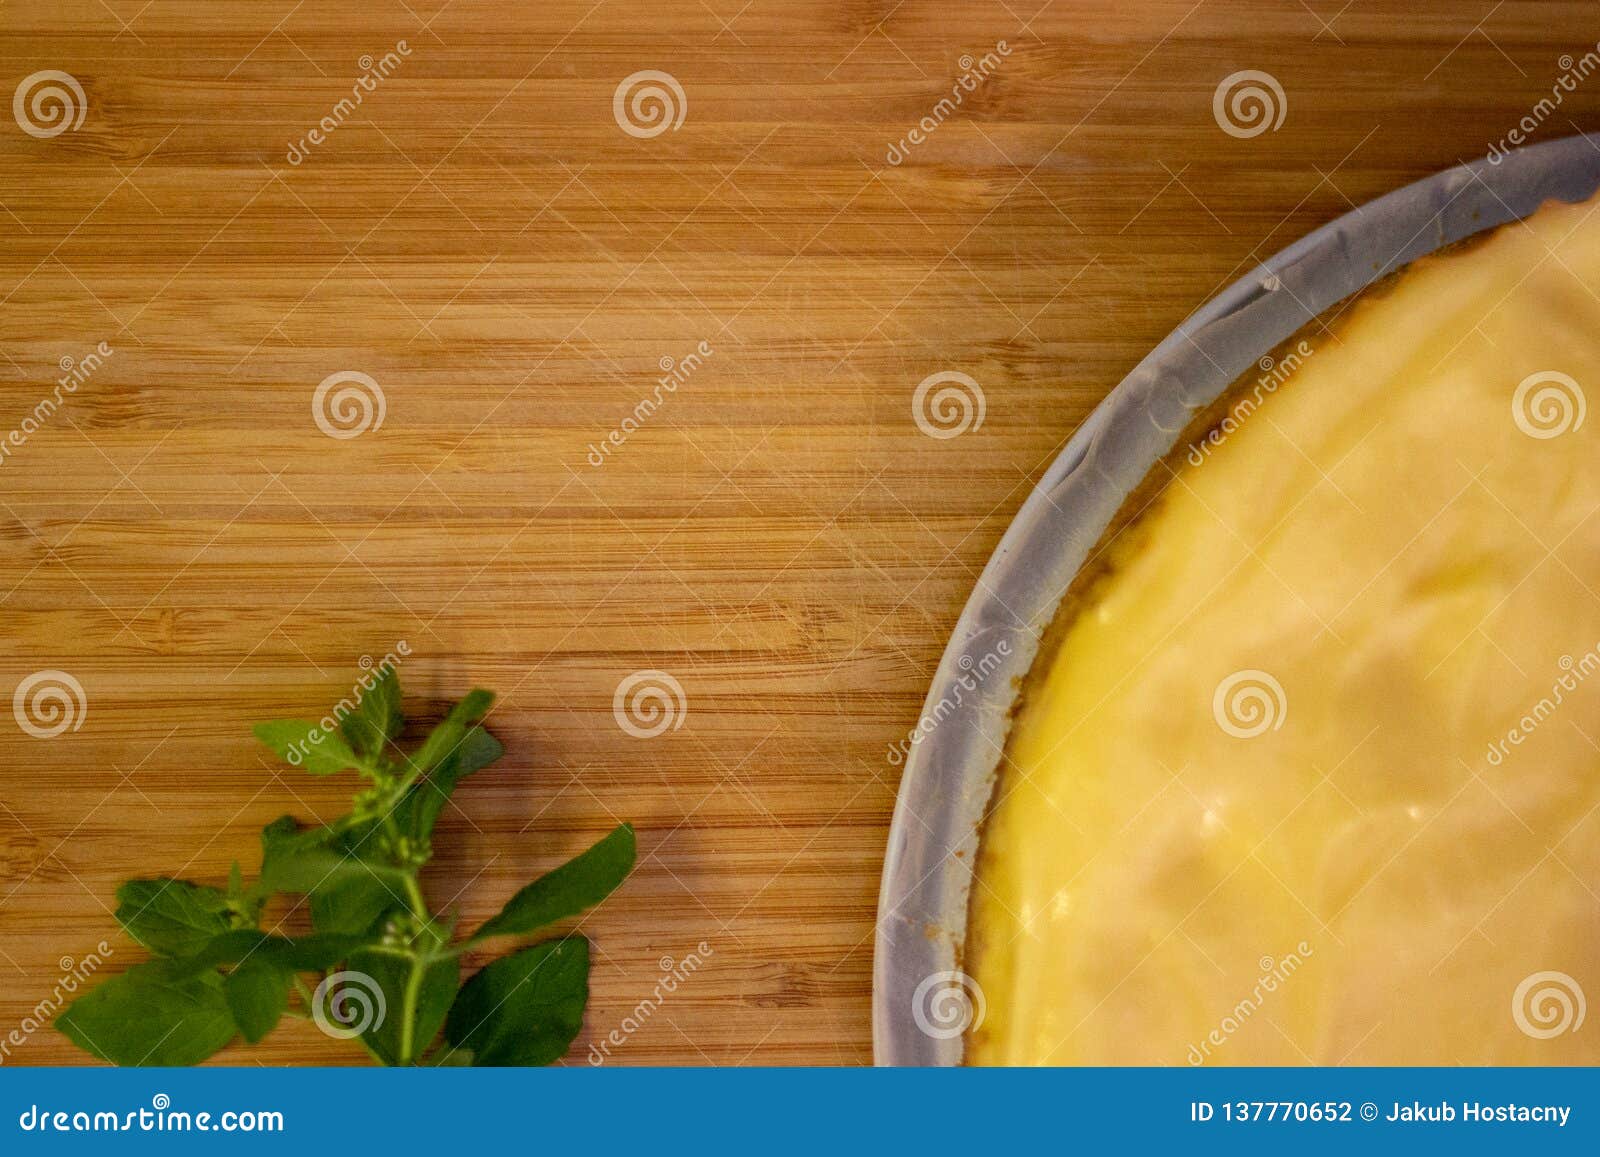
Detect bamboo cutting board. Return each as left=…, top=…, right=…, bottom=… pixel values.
left=0, top=0, right=1595, bottom=1065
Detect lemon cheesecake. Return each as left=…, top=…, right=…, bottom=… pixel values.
left=967, top=193, right=1600, bottom=1065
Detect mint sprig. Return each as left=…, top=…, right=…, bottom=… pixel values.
left=55, top=669, right=635, bottom=1066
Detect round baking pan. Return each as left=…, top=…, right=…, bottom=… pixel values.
left=872, top=133, right=1600, bottom=1066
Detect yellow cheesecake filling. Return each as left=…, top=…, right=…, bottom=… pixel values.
left=968, top=194, right=1600, bottom=1065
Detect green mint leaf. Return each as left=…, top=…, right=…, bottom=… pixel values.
left=56, top=962, right=236, bottom=1066
left=346, top=944, right=459, bottom=1066
left=253, top=720, right=361, bottom=775
left=114, top=878, right=234, bottom=958
left=340, top=666, right=403, bottom=763
left=471, top=824, right=634, bottom=942
left=310, top=875, right=399, bottom=937
left=259, top=815, right=406, bottom=895
left=223, top=958, right=290, bottom=1044
left=397, top=726, right=504, bottom=841
left=168, top=929, right=372, bottom=975
left=260, top=814, right=297, bottom=844
left=257, top=816, right=409, bottom=934
left=273, top=816, right=401, bottom=936
left=257, top=815, right=343, bottom=894
left=444, top=937, right=588, bottom=1066
left=405, top=690, right=494, bottom=777
left=57, top=678, right=616, bottom=1072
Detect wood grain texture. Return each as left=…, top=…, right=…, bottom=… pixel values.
left=0, top=0, right=1596, bottom=1065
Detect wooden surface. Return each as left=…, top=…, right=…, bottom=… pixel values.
left=1, top=0, right=1597, bottom=1065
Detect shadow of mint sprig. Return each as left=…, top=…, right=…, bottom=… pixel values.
left=55, top=669, right=635, bottom=1067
